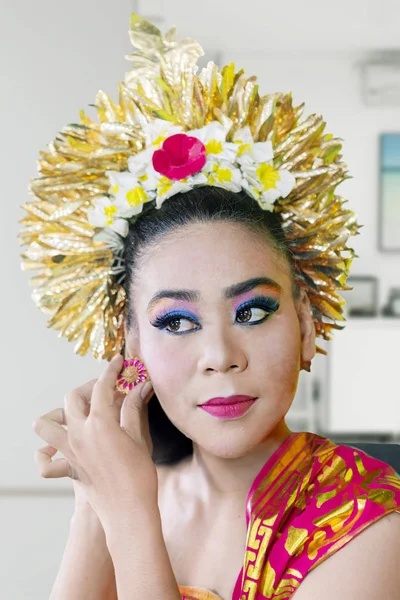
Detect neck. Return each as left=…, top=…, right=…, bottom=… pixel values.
left=187, top=421, right=293, bottom=505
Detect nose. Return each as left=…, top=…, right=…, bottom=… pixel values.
left=198, top=325, right=248, bottom=374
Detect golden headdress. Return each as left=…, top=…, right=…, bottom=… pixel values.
left=18, top=13, right=362, bottom=361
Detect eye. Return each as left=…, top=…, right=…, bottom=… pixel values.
left=235, top=297, right=280, bottom=325
left=151, top=311, right=199, bottom=335
left=163, top=316, right=197, bottom=334
left=151, top=297, right=279, bottom=335
left=236, top=306, right=269, bottom=324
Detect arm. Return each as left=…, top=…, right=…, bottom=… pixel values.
left=104, top=501, right=181, bottom=600
left=292, top=512, right=400, bottom=599
left=50, top=507, right=117, bottom=600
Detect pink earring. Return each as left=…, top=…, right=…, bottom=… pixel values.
left=115, top=356, right=150, bottom=394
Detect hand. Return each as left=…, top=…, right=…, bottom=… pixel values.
left=34, top=397, right=95, bottom=512
left=32, top=354, right=156, bottom=528
left=35, top=443, right=94, bottom=512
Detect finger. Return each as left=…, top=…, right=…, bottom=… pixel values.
left=80, top=377, right=125, bottom=408
left=32, top=407, right=66, bottom=428
left=33, top=408, right=74, bottom=460
left=35, top=445, right=71, bottom=479
left=64, top=379, right=98, bottom=421
left=120, top=379, right=153, bottom=440
left=73, top=379, right=98, bottom=405
left=90, top=354, right=124, bottom=421
left=32, top=409, right=72, bottom=458
left=99, top=353, right=124, bottom=387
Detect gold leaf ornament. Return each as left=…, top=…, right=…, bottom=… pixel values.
left=18, top=13, right=362, bottom=361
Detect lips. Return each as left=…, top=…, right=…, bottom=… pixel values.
left=200, top=395, right=257, bottom=406
left=199, top=398, right=258, bottom=420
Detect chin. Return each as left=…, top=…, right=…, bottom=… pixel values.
left=196, top=429, right=267, bottom=459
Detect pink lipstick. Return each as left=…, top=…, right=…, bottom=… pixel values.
left=199, top=395, right=258, bottom=420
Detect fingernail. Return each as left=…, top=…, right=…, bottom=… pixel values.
left=140, top=381, right=153, bottom=400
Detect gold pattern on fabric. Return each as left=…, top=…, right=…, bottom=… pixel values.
left=178, top=586, right=223, bottom=600
left=238, top=432, right=400, bottom=599
left=19, top=14, right=362, bottom=360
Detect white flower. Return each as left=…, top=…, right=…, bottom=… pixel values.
left=87, top=196, right=129, bottom=236
left=241, top=177, right=261, bottom=201
left=186, top=121, right=237, bottom=162
left=203, top=160, right=243, bottom=192
left=105, top=170, right=154, bottom=218
left=243, top=162, right=296, bottom=205
left=257, top=199, right=275, bottom=212
left=127, top=150, right=159, bottom=191
left=155, top=172, right=208, bottom=209
left=189, top=172, right=209, bottom=186
left=233, top=126, right=274, bottom=166
left=143, top=119, right=183, bottom=148
left=155, top=178, right=193, bottom=209
left=93, top=227, right=125, bottom=251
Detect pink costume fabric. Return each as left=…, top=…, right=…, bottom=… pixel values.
left=178, top=431, right=400, bottom=600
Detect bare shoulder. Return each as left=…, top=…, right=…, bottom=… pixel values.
left=292, top=511, right=400, bottom=599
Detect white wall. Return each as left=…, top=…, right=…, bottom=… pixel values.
left=2, top=2, right=138, bottom=598
left=2, top=1, right=400, bottom=597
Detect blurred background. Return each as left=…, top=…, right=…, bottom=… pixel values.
left=2, top=0, right=400, bottom=597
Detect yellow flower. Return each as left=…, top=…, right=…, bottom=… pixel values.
left=156, top=176, right=190, bottom=197
left=126, top=186, right=148, bottom=207
left=104, top=204, right=118, bottom=225
left=186, top=121, right=237, bottom=161
left=233, top=127, right=273, bottom=165
left=157, top=176, right=175, bottom=197
left=88, top=196, right=128, bottom=236
left=250, top=164, right=296, bottom=204
left=155, top=176, right=193, bottom=208
left=152, top=134, right=167, bottom=147
left=144, top=120, right=183, bottom=148
left=205, top=140, right=224, bottom=155
left=236, top=142, right=252, bottom=157
left=256, top=163, right=281, bottom=190
left=208, top=163, right=233, bottom=184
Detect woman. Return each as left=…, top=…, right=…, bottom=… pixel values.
left=24, top=13, right=400, bottom=600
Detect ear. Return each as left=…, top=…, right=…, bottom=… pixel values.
left=123, top=320, right=141, bottom=359
left=297, top=289, right=316, bottom=364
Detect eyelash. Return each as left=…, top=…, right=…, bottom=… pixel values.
left=150, top=296, right=280, bottom=336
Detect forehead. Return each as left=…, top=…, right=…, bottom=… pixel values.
left=131, top=222, right=291, bottom=306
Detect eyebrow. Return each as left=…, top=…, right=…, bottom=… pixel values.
left=146, top=277, right=282, bottom=312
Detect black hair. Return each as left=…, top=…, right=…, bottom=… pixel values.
left=122, top=186, right=301, bottom=466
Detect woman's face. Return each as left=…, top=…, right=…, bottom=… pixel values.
left=125, top=221, right=315, bottom=458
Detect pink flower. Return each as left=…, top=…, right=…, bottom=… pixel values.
left=116, top=357, right=149, bottom=393
left=152, top=133, right=207, bottom=180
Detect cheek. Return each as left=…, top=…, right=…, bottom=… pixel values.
left=255, top=316, right=301, bottom=396
left=141, top=338, right=192, bottom=402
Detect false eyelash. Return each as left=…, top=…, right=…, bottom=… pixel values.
left=151, top=296, right=280, bottom=334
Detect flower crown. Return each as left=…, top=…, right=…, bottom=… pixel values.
left=88, top=119, right=296, bottom=237
left=19, top=13, right=362, bottom=361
